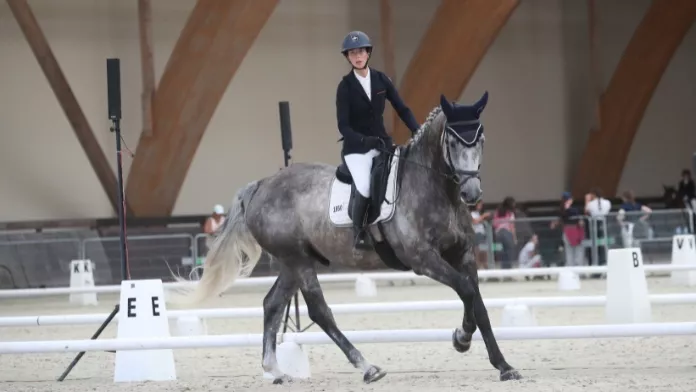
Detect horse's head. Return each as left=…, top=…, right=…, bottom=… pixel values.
left=439, top=92, right=488, bottom=205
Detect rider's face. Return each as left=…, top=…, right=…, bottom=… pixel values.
left=347, top=48, right=369, bottom=68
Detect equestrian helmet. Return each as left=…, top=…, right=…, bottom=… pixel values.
left=341, top=31, right=373, bottom=55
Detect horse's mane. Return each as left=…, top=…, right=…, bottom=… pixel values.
left=403, top=105, right=446, bottom=165
left=407, top=105, right=444, bottom=148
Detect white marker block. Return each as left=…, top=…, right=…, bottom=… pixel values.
left=69, top=260, right=98, bottom=306
left=355, top=275, right=377, bottom=297
left=174, top=315, right=208, bottom=336
left=670, top=234, right=696, bottom=286
left=605, top=248, right=651, bottom=324
left=114, top=279, right=176, bottom=382
left=557, top=269, right=581, bottom=291
left=500, top=304, right=537, bottom=327
left=261, top=342, right=311, bottom=380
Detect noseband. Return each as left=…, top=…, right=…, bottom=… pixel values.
left=442, top=119, right=482, bottom=185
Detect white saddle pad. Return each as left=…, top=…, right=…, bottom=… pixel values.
left=328, top=149, right=401, bottom=227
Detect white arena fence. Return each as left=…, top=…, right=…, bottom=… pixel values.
left=2, top=322, right=696, bottom=355
left=2, top=264, right=696, bottom=299
left=2, top=293, right=696, bottom=328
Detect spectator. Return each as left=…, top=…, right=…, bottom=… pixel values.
left=677, top=169, right=696, bottom=212
left=492, top=197, right=517, bottom=270
left=470, top=200, right=491, bottom=269
left=204, top=204, right=227, bottom=237
left=551, top=192, right=585, bottom=267
left=518, top=234, right=542, bottom=268
left=584, top=188, right=611, bottom=269
left=617, top=190, right=652, bottom=247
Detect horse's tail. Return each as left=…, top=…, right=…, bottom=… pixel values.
left=171, top=180, right=263, bottom=306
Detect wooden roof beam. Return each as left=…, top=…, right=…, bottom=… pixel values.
left=138, top=0, right=155, bottom=137
left=125, top=0, right=279, bottom=217
left=393, top=0, right=520, bottom=144
left=571, top=0, right=696, bottom=197
left=6, top=0, right=122, bottom=215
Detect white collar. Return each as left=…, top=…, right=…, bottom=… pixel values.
left=353, top=68, right=370, bottom=80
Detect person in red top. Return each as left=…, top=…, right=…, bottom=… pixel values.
left=492, top=197, right=517, bottom=269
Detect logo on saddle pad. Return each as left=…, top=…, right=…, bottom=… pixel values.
left=328, top=149, right=401, bottom=227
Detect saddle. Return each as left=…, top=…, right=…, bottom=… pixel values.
left=335, top=144, right=398, bottom=225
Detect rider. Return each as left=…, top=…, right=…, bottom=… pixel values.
left=335, top=30, right=421, bottom=250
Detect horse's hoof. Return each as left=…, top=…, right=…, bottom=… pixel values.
left=500, top=369, right=522, bottom=381
left=363, top=365, right=387, bottom=384
left=272, top=375, right=293, bottom=385
left=452, top=328, right=472, bottom=353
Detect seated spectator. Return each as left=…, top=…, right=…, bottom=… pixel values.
left=518, top=234, right=542, bottom=268
left=617, top=190, right=652, bottom=247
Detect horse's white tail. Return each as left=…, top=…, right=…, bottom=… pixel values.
left=172, top=180, right=263, bottom=306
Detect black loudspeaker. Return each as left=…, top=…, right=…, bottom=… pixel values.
left=106, top=58, right=121, bottom=120
left=278, top=101, right=293, bottom=152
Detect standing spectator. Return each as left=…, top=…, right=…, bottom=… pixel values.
left=470, top=200, right=491, bottom=269
left=198, top=204, right=227, bottom=278
left=551, top=192, right=585, bottom=267
left=204, top=204, right=227, bottom=237
left=677, top=169, right=696, bottom=213
left=492, top=197, right=517, bottom=270
left=584, top=188, right=611, bottom=270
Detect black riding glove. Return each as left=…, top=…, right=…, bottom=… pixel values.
left=363, top=136, right=381, bottom=150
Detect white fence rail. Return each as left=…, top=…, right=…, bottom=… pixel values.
left=2, top=322, right=695, bottom=354
left=2, top=264, right=696, bottom=299
left=3, top=293, right=696, bottom=328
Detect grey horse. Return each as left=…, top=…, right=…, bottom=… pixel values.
left=178, top=92, right=522, bottom=384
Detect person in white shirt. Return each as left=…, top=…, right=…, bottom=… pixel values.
left=469, top=200, right=491, bottom=269
left=584, top=188, right=611, bottom=268
left=518, top=234, right=541, bottom=268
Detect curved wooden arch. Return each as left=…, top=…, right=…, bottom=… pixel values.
left=572, top=0, right=696, bottom=197
left=125, top=0, right=279, bottom=217
left=392, top=0, right=520, bottom=145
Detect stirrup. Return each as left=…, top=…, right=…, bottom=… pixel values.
left=353, top=228, right=372, bottom=250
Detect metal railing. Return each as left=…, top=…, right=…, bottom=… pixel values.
left=0, top=208, right=692, bottom=289
left=473, top=208, right=694, bottom=270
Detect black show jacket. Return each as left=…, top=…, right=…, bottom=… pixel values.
left=335, top=68, right=420, bottom=155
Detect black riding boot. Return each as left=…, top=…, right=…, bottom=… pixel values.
left=352, top=193, right=372, bottom=250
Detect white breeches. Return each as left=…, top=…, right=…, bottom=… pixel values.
left=344, top=149, right=380, bottom=197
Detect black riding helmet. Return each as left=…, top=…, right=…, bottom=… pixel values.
left=341, top=31, right=373, bottom=57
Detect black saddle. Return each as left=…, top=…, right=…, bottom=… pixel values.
left=335, top=145, right=398, bottom=225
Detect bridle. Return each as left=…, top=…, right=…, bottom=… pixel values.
left=375, top=117, right=483, bottom=187
left=442, top=119, right=483, bottom=186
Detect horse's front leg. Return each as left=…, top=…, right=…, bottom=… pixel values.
left=446, top=249, right=478, bottom=354
left=460, top=261, right=522, bottom=381
left=405, top=248, right=478, bottom=350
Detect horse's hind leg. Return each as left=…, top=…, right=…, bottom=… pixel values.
left=261, top=267, right=299, bottom=384
left=297, top=262, right=386, bottom=384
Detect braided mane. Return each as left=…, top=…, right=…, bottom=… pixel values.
left=407, top=105, right=444, bottom=148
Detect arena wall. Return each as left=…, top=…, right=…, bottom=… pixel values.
left=0, top=0, right=694, bottom=221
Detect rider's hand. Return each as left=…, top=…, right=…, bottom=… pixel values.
left=363, top=136, right=381, bottom=149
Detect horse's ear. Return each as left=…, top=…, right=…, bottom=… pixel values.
left=440, top=94, right=453, bottom=117
left=474, top=91, right=488, bottom=116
